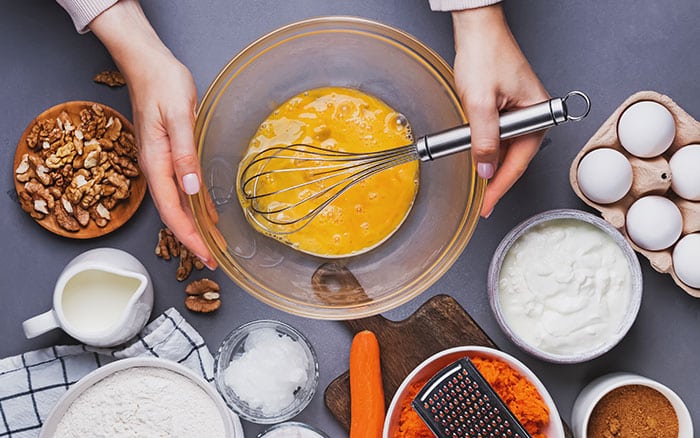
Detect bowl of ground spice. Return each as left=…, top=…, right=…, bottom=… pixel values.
left=383, top=346, right=565, bottom=438
left=571, top=372, right=693, bottom=438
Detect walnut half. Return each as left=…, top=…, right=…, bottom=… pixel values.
left=155, top=226, right=205, bottom=281
left=93, top=70, right=126, bottom=87
left=176, top=246, right=205, bottom=281
left=185, top=278, right=220, bottom=295
left=19, top=179, right=56, bottom=220
left=16, top=154, right=52, bottom=186
left=185, top=278, right=221, bottom=313
left=54, top=199, right=80, bottom=232
left=155, top=228, right=180, bottom=260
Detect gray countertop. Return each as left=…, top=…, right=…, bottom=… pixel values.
left=2, top=1, right=699, bottom=436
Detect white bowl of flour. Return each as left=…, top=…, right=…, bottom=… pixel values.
left=40, top=357, right=243, bottom=437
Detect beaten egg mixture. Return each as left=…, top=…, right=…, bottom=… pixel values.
left=238, top=87, right=418, bottom=257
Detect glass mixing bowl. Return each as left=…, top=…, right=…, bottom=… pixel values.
left=192, top=16, right=485, bottom=319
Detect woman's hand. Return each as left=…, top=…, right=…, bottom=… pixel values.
left=90, top=0, right=216, bottom=268
left=452, top=4, right=549, bottom=218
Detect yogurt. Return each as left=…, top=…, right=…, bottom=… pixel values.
left=498, top=219, right=632, bottom=357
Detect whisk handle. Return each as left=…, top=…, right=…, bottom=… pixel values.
left=415, top=91, right=591, bottom=161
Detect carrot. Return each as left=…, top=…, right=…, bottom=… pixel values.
left=349, top=330, right=385, bottom=438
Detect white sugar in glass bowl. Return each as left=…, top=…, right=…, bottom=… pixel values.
left=488, top=209, right=643, bottom=364
left=39, top=357, right=242, bottom=437
left=214, top=319, right=319, bottom=424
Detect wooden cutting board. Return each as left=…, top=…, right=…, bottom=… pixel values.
left=315, top=264, right=572, bottom=436
left=324, top=293, right=495, bottom=422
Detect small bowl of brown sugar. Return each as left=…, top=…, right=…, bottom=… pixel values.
left=571, top=372, right=693, bottom=438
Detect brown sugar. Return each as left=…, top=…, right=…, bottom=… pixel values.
left=587, top=384, right=679, bottom=438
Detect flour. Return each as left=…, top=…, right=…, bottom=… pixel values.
left=54, top=367, right=226, bottom=437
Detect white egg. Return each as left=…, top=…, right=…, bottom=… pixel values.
left=670, top=144, right=700, bottom=201
left=618, top=101, right=675, bottom=158
left=625, top=196, right=682, bottom=251
left=673, top=233, right=700, bottom=288
left=577, top=148, right=633, bottom=204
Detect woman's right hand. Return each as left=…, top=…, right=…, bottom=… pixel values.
left=451, top=4, right=550, bottom=218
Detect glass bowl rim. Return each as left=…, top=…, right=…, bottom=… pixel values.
left=257, top=421, right=331, bottom=438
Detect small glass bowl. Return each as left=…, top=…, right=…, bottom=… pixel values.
left=214, top=320, right=319, bottom=424
left=258, top=421, right=330, bottom=438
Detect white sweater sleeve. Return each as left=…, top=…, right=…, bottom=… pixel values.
left=429, top=0, right=502, bottom=11
left=56, top=0, right=118, bottom=34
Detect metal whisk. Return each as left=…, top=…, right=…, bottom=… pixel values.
left=239, top=91, right=590, bottom=235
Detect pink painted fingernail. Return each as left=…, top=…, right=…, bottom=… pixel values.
left=477, top=163, right=495, bottom=179
left=182, top=173, right=200, bottom=195
left=196, top=255, right=216, bottom=271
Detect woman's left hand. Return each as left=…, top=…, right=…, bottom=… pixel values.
left=91, top=0, right=217, bottom=269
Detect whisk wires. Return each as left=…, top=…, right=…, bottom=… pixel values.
left=238, top=143, right=418, bottom=234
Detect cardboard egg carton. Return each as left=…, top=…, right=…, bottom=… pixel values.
left=570, top=91, right=700, bottom=297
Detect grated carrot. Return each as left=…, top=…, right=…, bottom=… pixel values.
left=396, top=380, right=433, bottom=438
left=394, top=356, right=550, bottom=438
left=471, top=357, right=550, bottom=438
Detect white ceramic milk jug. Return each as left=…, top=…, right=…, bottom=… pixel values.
left=22, top=248, right=154, bottom=347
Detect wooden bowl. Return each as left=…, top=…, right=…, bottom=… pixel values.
left=13, top=101, right=147, bottom=239
left=570, top=91, right=700, bottom=297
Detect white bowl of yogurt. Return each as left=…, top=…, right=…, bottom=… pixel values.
left=488, top=209, right=643, bottom=364
left=40, top=357, right=243, bottom=438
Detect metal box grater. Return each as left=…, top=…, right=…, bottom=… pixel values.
left=412, top=357, right=531, bottom=438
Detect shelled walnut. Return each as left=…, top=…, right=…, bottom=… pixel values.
left=15, top=154, right=52, bottom=185
left=54, top=199, right=80, bottom=232
left=15, top=104, right=140, bottom=232
left=177, top=247, right=206, bottom=281
left=155, top=226, right=205, bottom=281
left=155, top=228, right=180, bottom=260
left=93, top=70, right=126, bottom=87
left=184, top=278, right=221, bottom=313
left=19, top=179, right=55, bottom=219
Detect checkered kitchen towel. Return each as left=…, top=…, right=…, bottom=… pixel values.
left=0, top=308, right=216, bottom=437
